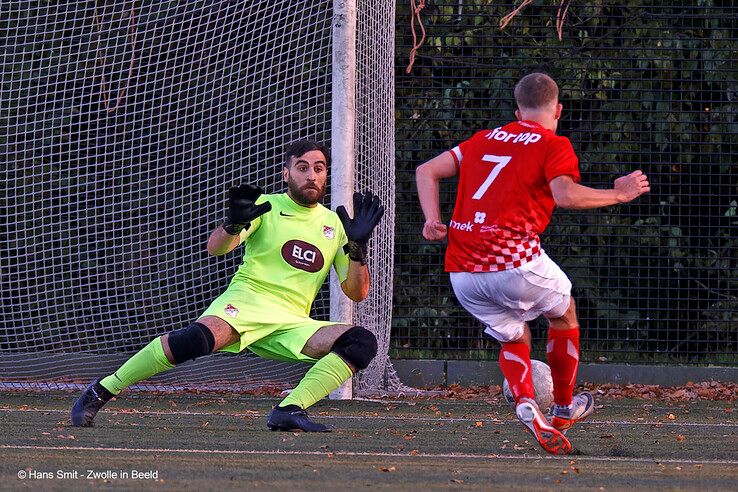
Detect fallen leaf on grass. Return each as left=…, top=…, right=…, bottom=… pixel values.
left=676, top=434, right=686, bottom=442
left=450, top=479, right=464, bottom=483
left=379, top=466, right=396, bottom=472
left=474, top=421, right=484, bottom=428
left=666, top=413, right=676, bottom=420
left=580, top=382, right=738, bottom=402
left=189, top=401, right=212, bottom=408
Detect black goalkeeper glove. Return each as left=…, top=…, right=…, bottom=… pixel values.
left=336, top=191, right=385, bottom=265
left=222, top=184, right=272, bottom=235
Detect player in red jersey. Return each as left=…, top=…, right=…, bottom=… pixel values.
left=416, top=73, right=650, bottom=454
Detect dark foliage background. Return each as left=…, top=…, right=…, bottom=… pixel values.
left=392, top=0, right=738, bottom=365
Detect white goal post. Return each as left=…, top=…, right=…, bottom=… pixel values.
left=328, top=0, right=358, bottom=400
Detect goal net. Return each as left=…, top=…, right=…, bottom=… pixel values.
left=0, top=0, right=403, bottom=395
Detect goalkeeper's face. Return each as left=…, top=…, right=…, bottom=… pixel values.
left=284, top=150, right=328, bottom=207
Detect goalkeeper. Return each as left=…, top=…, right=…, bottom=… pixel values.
left=71, top=140, right=384, bottom=432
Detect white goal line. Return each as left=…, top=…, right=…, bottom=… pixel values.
left=2, top=445, right=738, bottom=466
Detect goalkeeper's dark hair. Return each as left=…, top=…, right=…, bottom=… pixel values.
left=284, top=140, right=329, bottom=168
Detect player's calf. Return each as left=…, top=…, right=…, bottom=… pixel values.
left=551, top=391, right=595, bottom=433
left=71, top=379, right=115, bottom=427
left=267, top=326, right=376, bottom=432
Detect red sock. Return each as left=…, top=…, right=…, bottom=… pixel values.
left=546, top=327, right=580, bottom=406
left=499, top=342, right=534, bottom=404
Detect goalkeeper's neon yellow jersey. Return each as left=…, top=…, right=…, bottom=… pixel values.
left=229, top=193, right=350, bottom=317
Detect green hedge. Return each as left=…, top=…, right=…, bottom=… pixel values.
left=393, top=0, right=738, bottom=364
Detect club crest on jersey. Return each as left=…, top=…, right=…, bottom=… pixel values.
left=224, top=304, right=239, bottom=318
left=322, top=225, right=335, bottom=239
left=474, top=212, right=486, bottom=224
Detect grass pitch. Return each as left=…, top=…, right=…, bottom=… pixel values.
left=0, top=391, right=736, bottom=490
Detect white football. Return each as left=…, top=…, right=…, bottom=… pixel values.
left=502, top=359, right=554, bottom=412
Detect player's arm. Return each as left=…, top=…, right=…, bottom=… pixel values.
left=415, top=152, right=458, bottom=241
left=207, top=226, right=242, bottom=256
left=336, top=191, right=385, bottom=302
left=341, top=258, right=370, bottom=302
left=207, top=184, right=272, bottom=256
left=550, top=170, right=650, bottom=210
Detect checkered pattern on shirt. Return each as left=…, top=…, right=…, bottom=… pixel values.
left=464, top=231, right=541, bottom=272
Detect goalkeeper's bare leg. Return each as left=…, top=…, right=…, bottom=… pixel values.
left=266, top=323, right=377, bottom=432
left=71, top=317, right=378, bottom=432
left=70, top=316, right=239, bottom=427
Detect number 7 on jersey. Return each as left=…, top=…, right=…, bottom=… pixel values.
left=472, top=155, right=512, bottom=200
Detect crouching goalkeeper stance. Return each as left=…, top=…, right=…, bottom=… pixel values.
left=72, top=140, right=384, bottom=432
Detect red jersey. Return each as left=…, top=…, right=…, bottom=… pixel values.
left=445, top=120, right=580, bottom=272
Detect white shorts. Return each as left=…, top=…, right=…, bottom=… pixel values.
left=449, top=252, right=572, bottom=343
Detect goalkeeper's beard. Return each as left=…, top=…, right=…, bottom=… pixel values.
left=287, top=180, right=326, bottom=206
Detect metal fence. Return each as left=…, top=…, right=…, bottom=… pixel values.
left=391, top=0, right=738, bottom=365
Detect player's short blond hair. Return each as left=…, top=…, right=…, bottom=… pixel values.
left=514, top=73, right=559, bottom=110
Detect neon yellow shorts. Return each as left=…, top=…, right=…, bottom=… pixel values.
left=199, top=283, right=341, bottom=363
